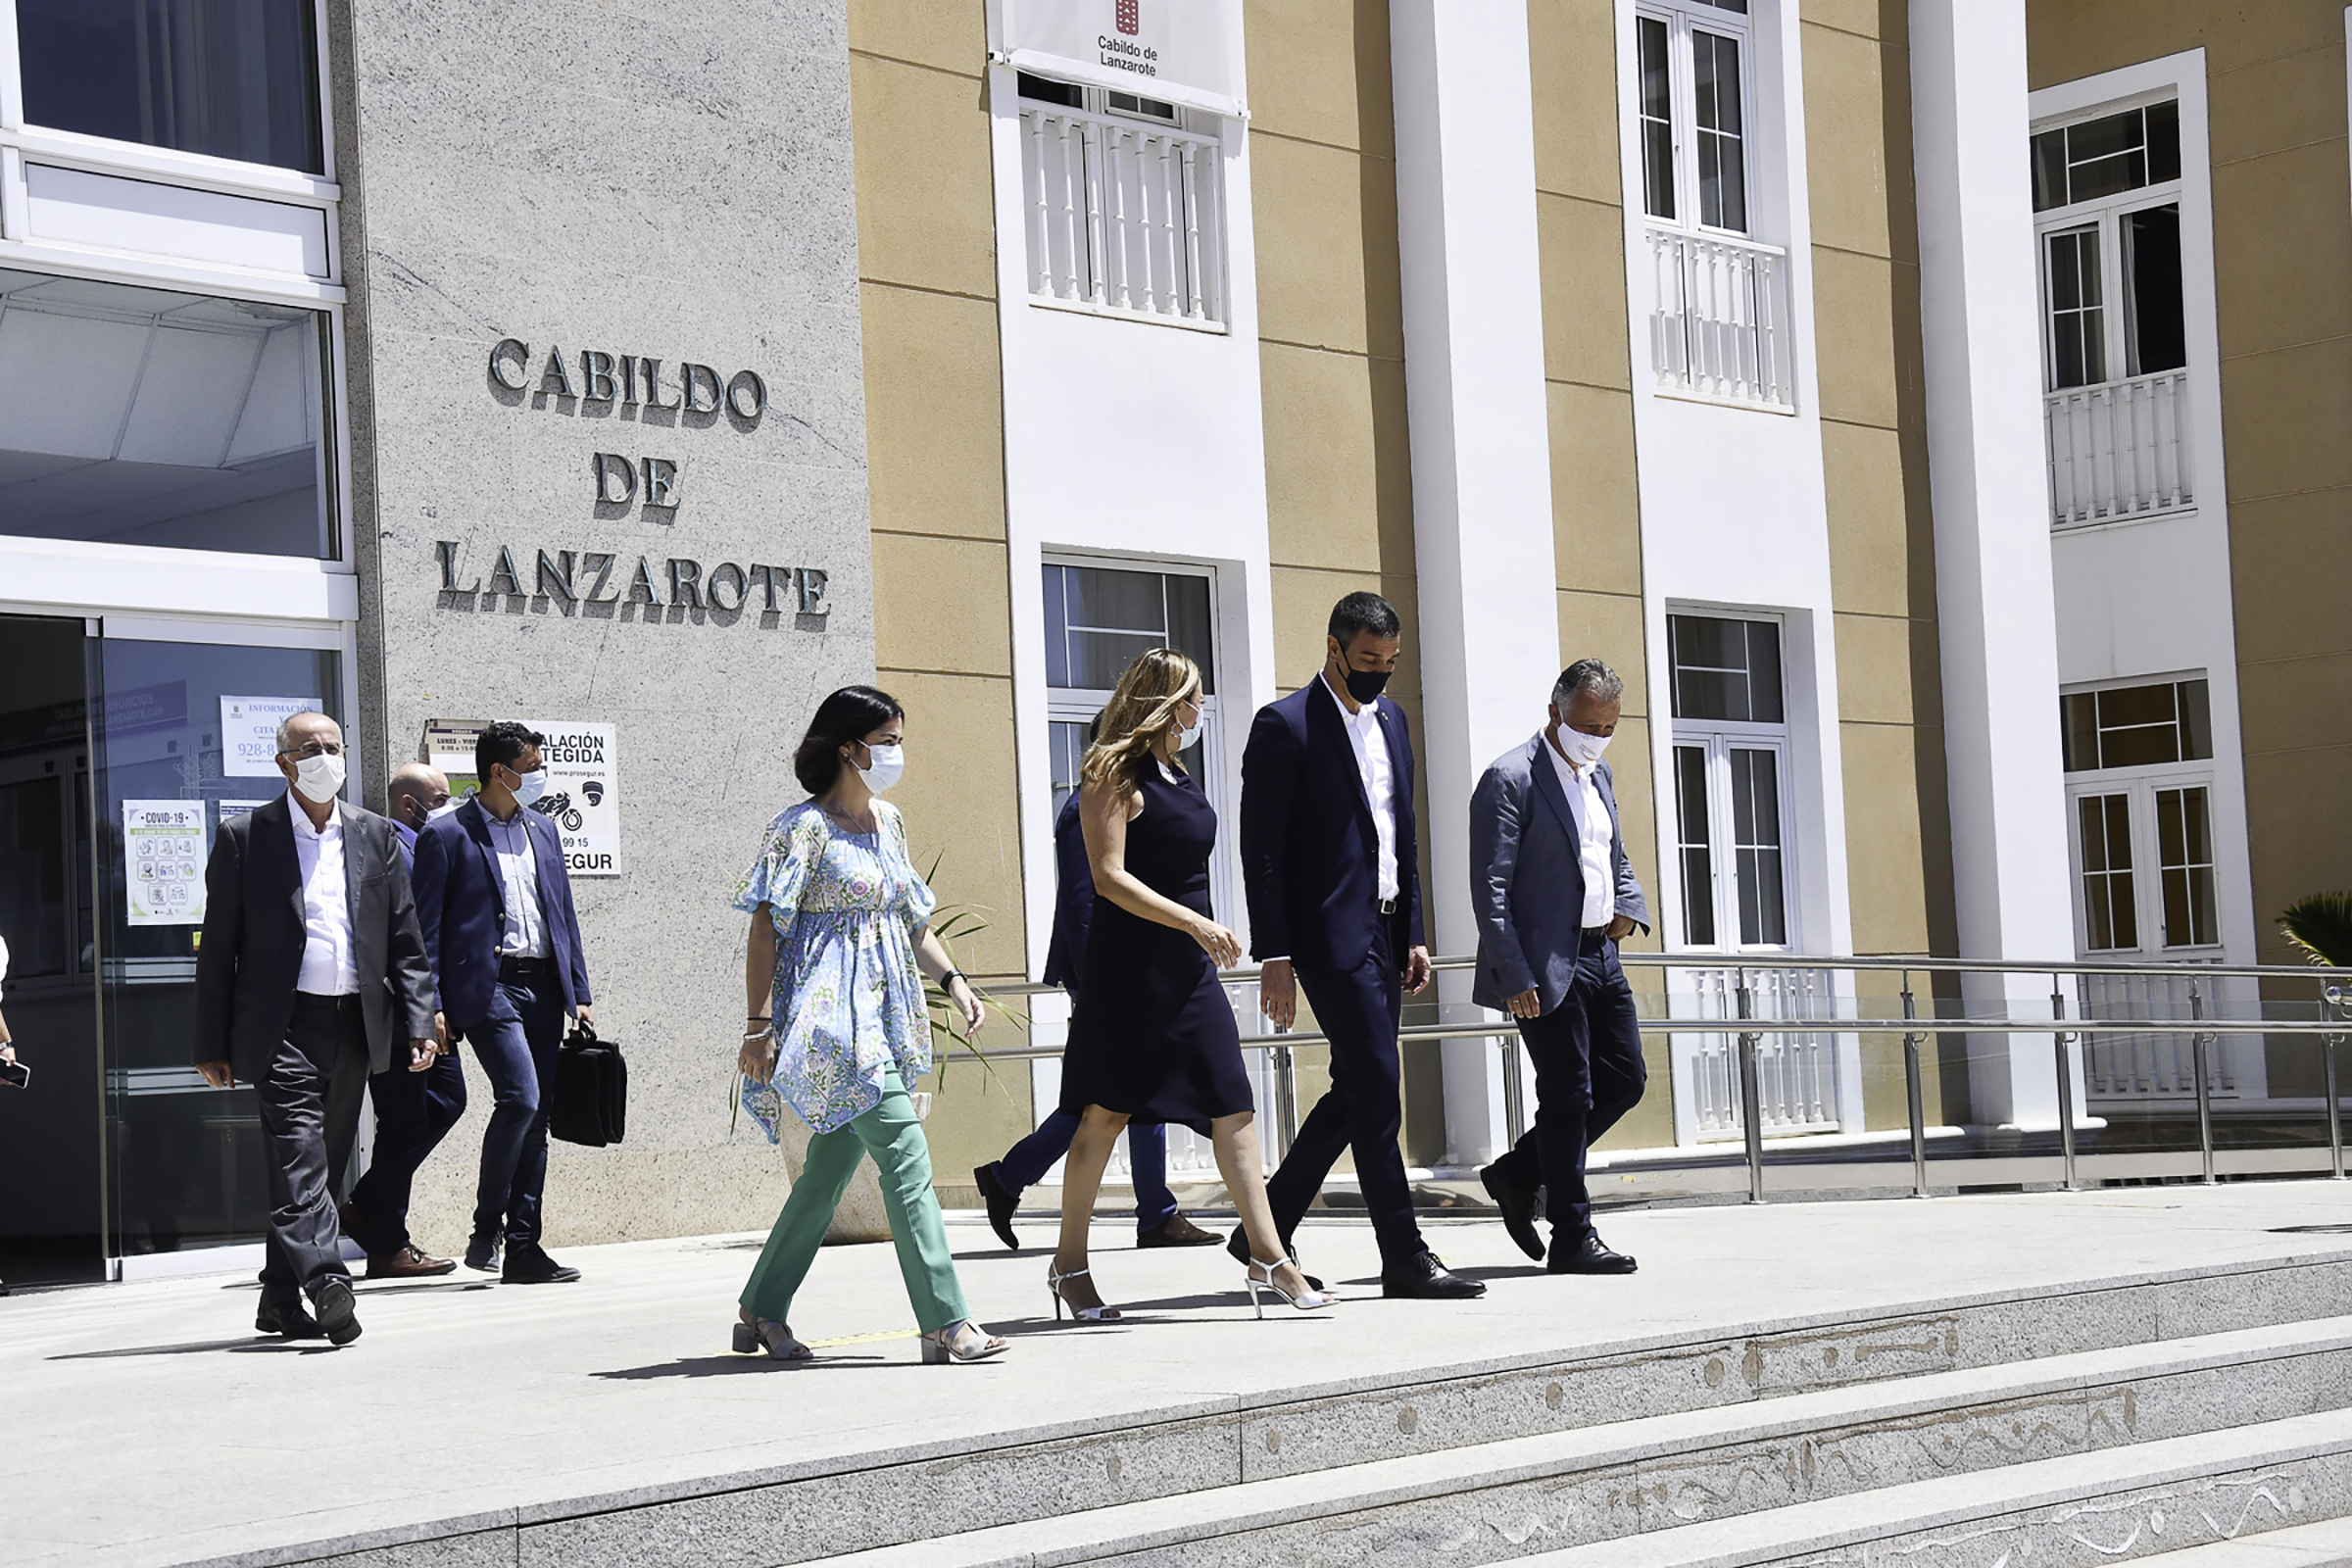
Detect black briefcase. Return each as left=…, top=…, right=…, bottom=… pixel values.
left=550, top=1019, right=627, bottom=1147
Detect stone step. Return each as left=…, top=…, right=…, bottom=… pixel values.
left=2115, top=1516, right=2352, bottom=1568
left=797, top=1317, right=2352, bottom=1567
left=1512, top=1408, right=2352, bottom=1568
left=504, top=1254, right=2352, bottom=1566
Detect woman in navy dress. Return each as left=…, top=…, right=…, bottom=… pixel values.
left=1048, top=649, right=1335, bottom=1323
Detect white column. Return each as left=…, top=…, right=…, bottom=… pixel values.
left=1909, top=0, right=2083, bottom=1129
left=1389, top=1, right=1560, bottom=1167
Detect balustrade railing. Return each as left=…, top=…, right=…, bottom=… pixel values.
left=1018, top=102, right=1224, bottom=328
left=1645, top=225, right=1795, bottom=410
left=2044, top=369, right=2193, bottom=526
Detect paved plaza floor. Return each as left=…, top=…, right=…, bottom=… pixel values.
left=6, top=1183, right=2351, bottom=1566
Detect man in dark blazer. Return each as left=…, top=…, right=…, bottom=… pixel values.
left=1239, top=592, right=1483, bottom=1299
left=412, top=722, right=593, bottom=1285
left=341, top=762, right=465, bottom=1278
left=970, top=732, right=1214, bottom=1252
left=1470, top=659, right=1651, bottom=1274
left=194, top=711, right=437, bottom=1345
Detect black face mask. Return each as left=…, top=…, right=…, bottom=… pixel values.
left=1344, top=666, right=1392, bottom=705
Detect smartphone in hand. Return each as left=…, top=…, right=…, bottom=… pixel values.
left=0, top=1059, right=26, bottom=1090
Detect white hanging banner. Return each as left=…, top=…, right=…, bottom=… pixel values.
left=991, top=0, right=1246, bottom=118
left=123, top=800, right=208, bottom=927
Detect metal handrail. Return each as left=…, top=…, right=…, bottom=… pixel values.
left=951, top=950, right=2350, bottom=1205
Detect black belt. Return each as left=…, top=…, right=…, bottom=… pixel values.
left=1376, top=897, right=1398, bottom=916
left=499, top=955, right=549, bottom=979
left=294, top=991, right=361, bottom=1011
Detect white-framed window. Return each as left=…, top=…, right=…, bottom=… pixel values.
left=1014, top=72, right=1226, bottom=330
left=0, top=2, right=347, bottom=566
left=2061, top=675, right=2222, bottom=956
left=2033, top=98, right=2193, bottom=525
left=10, top=0, right=326, bottom=174
left=1666, top=612, right=1793, bottom=951
left=1631, top=0, right=1792, bottom=410
left=1635, top=0, right=1754, bottom=237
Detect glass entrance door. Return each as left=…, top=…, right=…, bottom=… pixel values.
left=0, top=614, right=103, bottom=1287
left=89, top=631, right=345, bottom=1270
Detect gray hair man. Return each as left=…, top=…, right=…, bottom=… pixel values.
left=1466, top=659, right=1652, bottom=1275
left=193, top=711, right=438, bottom=1343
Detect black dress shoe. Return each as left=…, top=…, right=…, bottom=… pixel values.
left=1480, top=1164, right=1544, bottom=1262
left=255, top=1299, right=325, bottom=1340
left=1224, top=1224, right=1325, bottom=1292
left=1548, top=1233, right=1638, bottom=1275
left=464, top=1233, right=502, bottom=1274
left=502, top=1244, right=581, bottom=1284
left=972, top=1162, right=1021, bottom=1250
left=311, top=1276, right=363, bottom=1346
left=1382, top=1250, right=1488, bottom=1299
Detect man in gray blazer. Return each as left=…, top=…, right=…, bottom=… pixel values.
left=195, top=711, right=438, bottom=1345
left=1469, top=660, right=1651, bottom=1275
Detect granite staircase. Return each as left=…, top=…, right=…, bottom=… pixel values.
left=497, top=1250, right=2352, bottom=1568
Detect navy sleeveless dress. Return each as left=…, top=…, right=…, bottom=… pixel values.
left=1058, top=760, right=1254, bottom=1135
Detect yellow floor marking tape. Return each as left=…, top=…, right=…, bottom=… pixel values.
left=804, top=1328, right=920, bottom=1348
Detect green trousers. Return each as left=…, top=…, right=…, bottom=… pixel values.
left=740, top=1067, right=968, bottom=1333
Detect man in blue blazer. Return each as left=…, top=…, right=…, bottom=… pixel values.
left=412, top=722, right=594, bottom=1284
left=1470, top=660, right=1651, bottom=1274
left=1240, top=593, right=1483, bottom=1299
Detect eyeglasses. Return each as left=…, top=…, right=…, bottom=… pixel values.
left=282, top=741, right=343, bottom=759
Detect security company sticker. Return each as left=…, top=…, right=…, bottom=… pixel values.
left=522, top=721, right=618, bottom=877
left=123, top=800, right=208, bottom=926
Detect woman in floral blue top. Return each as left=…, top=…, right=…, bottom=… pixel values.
left=730, top=685, right=1006, bottom=1365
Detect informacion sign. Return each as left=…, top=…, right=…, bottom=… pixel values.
left=422, top=718, right=485, bottom=800
left=123, top=800, right=208, bottom=926
left=220, top=696, right=320, bottom=777
left=523, top=720, right=619, bottom=877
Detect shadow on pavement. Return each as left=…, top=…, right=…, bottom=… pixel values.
left=52, top=1338, right=341, bottom=1359
left=594, top=1352, right=892, bottom=1380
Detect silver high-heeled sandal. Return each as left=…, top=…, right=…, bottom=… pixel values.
left=731, top=1311, right=810, bottom=1360
left=920, top=1319, right=1009, bottom=1364
left=1046, top=1261, right=1123, bottom=1321
left=1247, top=1256, right=1336, bottom=1318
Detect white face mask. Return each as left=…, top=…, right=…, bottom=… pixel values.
left=508, top=766, right=549, bottom=808
left=291, top=752, right=346, bottom=805
left=1174, top=702, right=1203, bottom=752
left=858, top=742, right=905, bottom=794
left=1554, top=721, right=1612, bottom=772
left=425, top=801, right=461, bottom=821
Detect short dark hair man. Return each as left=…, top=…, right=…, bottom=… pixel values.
left=1238, top=592, right=1484, bottom=1299
left=1469, top=659, right=1651, bottom=1274
left=194, top=711, right=438, bottom=1344
left=411, top=721, right=594, bottom=1284
left=340, top=761, right=466, bottom=1280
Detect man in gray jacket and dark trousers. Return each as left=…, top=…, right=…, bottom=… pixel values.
left=195, top=711, right=438, bottom=1345
left=1470, top=660, right=1650, bottom=1275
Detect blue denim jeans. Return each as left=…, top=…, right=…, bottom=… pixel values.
left=468, top=974, right=567, bottom=1247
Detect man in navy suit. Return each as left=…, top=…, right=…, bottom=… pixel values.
left=341, top=762, right=465, bottom=1278
left=412, top=723, right=594, bottom=1284
left=970, top=753, right=1218, bottom=1252
left=1470, top=660, right=1651, bottom=1274
left=1239, top=593, right=1483, bottom=1299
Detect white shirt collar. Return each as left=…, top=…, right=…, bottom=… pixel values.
left=288, top=799, right=341, bottom=839
left=1321, top=669, right=1380, bottom=726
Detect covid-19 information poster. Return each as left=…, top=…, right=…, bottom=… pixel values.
left=123, top=801, right=208, bottom=926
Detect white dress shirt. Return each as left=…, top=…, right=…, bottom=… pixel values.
left=290, top=804, right=360, bottom=996
left=486, top=808, right=553, bottom=958
left=1543, top=730, right=1618, bottom=930
left=1325, top=672, right=1400, bottom=903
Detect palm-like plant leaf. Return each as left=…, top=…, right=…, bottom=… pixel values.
left=2279, top=892, right=2352, bottom=970
left=919, top=851, right=1024, bottom=1097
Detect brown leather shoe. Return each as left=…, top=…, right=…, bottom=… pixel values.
left=1136, top=1212, right=1224, bottom=1249
left=368, top=1245, right=457, bottom=1279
